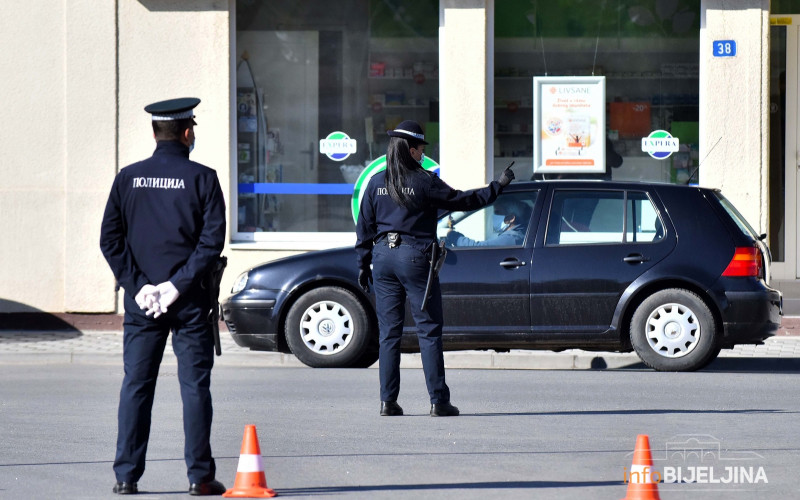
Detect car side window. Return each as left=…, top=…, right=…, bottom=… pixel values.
left=438, top=191, right=537, bottom=248
left=547, top=190, right=624, bottom=245
left=627, top=191, right=665, bottom=243
left=546, top=190, right=663, bottom=245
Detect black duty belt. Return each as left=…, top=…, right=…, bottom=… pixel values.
left=376, top=232, right=432, bottom=252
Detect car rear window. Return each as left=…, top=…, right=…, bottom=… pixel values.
left=713, top=192, right=760, bottom=240
left=546, top=190, right=664, bottom=245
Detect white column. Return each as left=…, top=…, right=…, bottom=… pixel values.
left=116, top=1, right=232, bottom=311
left=699, top=0, right=769, bottom=232
left=439, top=0, right=493, bottom=188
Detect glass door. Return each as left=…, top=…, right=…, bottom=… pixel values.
left=769, top=15, right=800, bottom=278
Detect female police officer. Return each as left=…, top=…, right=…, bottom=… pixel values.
left=355, top=120, right=514, bottom=417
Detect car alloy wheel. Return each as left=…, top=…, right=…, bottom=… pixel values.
left=285, top=286, right=372, bottom=368
left=630, top=288, right=719, bottom=371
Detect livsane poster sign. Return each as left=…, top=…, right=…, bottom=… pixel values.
left=533, top=76, right=606, bottom=174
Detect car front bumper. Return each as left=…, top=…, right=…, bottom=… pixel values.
left=222, top=297, right=281, bottom=352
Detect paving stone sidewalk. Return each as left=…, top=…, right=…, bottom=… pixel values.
left=1, top=328, right=799, bottom=370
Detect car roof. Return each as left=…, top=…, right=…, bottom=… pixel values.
left=502, top=179, right=719, bottom=193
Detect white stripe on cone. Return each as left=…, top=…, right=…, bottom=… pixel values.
left=236, top=454, right=263, bottom=473
left=629, top=464, right=656, bottom=483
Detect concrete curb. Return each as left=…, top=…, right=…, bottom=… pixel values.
left=0, top=350, right=643, bottom=369
left=2, top=333, right=800, bottom=369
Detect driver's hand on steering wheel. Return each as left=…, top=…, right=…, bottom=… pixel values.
left=445, top=229, right=463, bottom=247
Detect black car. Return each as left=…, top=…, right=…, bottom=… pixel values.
left=222, top=180, right=782, bottom=371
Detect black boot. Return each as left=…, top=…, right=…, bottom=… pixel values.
left=430, top=401, right=459, bottom=417
left=189, top=479, right=226, bottom=496
left=113, top=481, right=138, bottom=495
left=380, top=401, right=403, bottom=416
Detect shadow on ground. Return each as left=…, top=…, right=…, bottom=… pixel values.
left=610, top=356, right=800, bottom=373
left=273, top=480, right=622, bottom=496
left=0, top=300, right=81, bottom=340
left=703, top=357, right=800, bottom=372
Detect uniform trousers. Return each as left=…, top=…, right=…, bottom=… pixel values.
left=372, top=241, right=450, bottom=404
left=114, top=289, right=216, bottom=484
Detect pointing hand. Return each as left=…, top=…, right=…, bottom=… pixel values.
left=498, top=167, right=515, bottom=187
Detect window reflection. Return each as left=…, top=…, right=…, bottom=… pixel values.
left=494, top=1, right=700, bottom=184
left=235, top=1, right=439, bottom=237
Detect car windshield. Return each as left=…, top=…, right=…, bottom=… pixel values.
left=714, top=192, right=760, bottom=240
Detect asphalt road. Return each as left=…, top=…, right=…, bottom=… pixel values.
left=1, top=363, right=798, bottom=499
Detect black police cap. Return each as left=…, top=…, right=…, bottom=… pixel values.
left=387, top=120, right=429, bottom=144
left=144, top=97, right=201, bottom=121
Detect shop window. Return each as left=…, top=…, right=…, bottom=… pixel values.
left=494, top=1, right=700, bottom=185
left=234, top=1, right=438, bottom=244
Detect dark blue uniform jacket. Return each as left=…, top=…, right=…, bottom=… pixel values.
left=100, top=140, right=226, bottom=297
left=355, top=169, right=502, bottom=270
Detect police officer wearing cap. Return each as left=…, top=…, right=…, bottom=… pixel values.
left=355, top=120, right=515, bottom=417
left=100, top=98, right=227, bottom=495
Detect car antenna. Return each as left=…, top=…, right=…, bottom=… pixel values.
left=686, top=136, right=721, bottom=185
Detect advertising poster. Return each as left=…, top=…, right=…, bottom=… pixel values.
left=533, top=76, right=606, bottom=174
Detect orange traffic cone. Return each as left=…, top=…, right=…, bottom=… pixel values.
left=223, top=425, right=277, bottom=498
left=621, top=434, right=661, bottom=500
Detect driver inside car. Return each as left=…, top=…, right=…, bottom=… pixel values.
left=446, top=200, right=529, bottom=247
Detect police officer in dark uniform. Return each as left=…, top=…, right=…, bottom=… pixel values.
left=100, top=98, right=227, bottom=496
left=355, top=120, right=514, bottom=417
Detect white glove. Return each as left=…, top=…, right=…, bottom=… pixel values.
left=155, top=281, right=180, bottom=314
left=135, top=285, right=159, bottom=311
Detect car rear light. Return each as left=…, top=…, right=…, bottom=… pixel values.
left=722, top=246, right=763, bottom=277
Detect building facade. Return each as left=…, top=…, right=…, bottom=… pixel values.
left=1, top=0, right=796, bottom=314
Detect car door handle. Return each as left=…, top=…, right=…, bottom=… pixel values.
left=499, top=258, right=526, bottom=268
left=623, top=254, right=650, bottom=263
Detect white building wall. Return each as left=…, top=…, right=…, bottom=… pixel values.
left=700, top=0, right=769, bottom=233
left=66, top=0, right=118, bottom=312
left=0, top=2, right=70, bottom=313
left=0, top=1, right=232, bottom=314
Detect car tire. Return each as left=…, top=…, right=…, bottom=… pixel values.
left=284, top=286, right=373, bottom=368
left=630, top=288, right=719, bottom=371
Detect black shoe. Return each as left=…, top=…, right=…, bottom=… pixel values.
left=380, top=401, right=403, bottom=416
left=431, top=401, right=460, bottom=417
left=189, top=479, right=226, bottom=496
left=113, top=481, right=138, bottom=495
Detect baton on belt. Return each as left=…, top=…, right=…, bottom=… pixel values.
left=421, top=240, right=447, bottom=311
left=206, top=256, right=228, bottom=356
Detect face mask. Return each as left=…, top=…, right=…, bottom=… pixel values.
left=492, top=214, right=509, bottom=233
left=189, top=140, right=195, bottom=153
left=416, top=152, right=425, bottom=166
